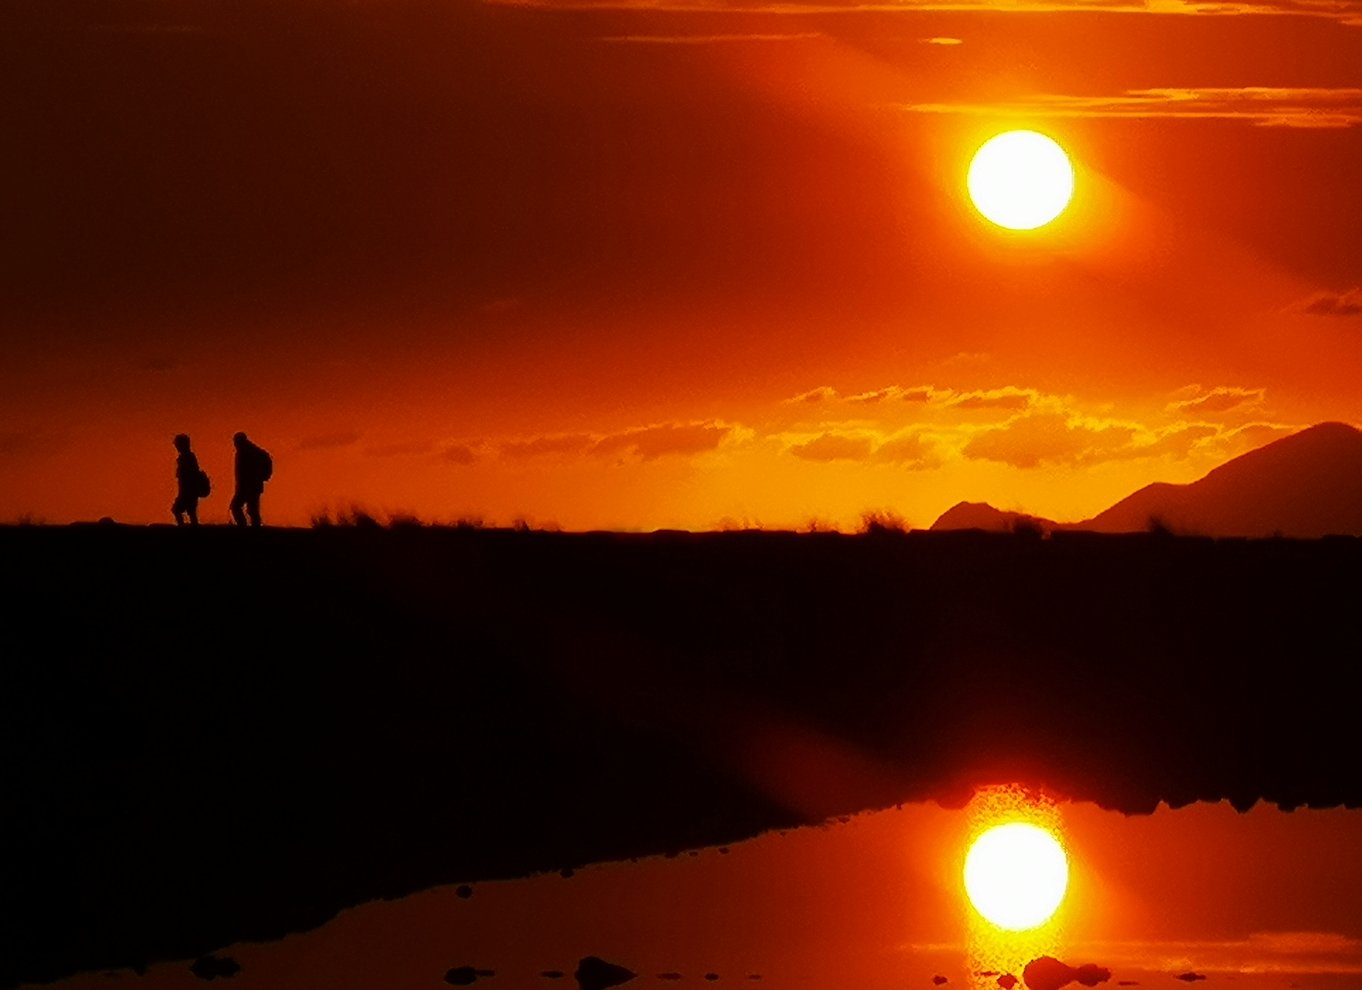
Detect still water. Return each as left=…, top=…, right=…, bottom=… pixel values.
left=41, top=792, right=1362, bottom=990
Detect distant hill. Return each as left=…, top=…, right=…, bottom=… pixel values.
left=930, top=421, right=1362, bottom=538
left=930, top=501, right=1055, bottom=534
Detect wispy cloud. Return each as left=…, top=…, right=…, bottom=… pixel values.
left=444, top=444, right=478, bottom=465
left=365, top=440, right=436, bottom=458
left=962, top=411, right=1139, bottom=468
left=904, top=87, right=1362, bottom=129
left=499, top=434, right=594, bottom=459
left=949, top=387, right=1036, bottom=412
left=497, top=422, right=736, bottom=462
left=847, top=385, right=938, bottom=404
left=297, top=431, right=362, bottom=451
left=873, top=431, right=940, bottom=466
left=784, top=384, right=941, bottom=406
left=1167, top=385, right=1265, bottom=415
left=1295, top=287, right=1362, bottom=316
left=790, top=432, right=877, bottom=461
left=591, top=421, right=733, bottom=459
left=787, top=385, right=841, bottom=405
left=781, top=428, right=943, bottom=466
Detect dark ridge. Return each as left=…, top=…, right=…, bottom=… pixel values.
left=1080, top=421, right=1362, bottom=537
left=3, top=526, right=1361, bottom=988
left=930, top=422, right=1362, bottom=538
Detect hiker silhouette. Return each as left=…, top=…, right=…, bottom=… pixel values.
left=230, top=432, right=273, bottom=527
left=172, top=433, right=206, bottom=526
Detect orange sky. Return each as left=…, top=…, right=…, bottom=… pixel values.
left=38, top=796, right=1362, bottom=990
left=3, top=1, right=1362, bottom=529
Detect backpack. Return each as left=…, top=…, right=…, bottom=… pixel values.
left=258, top=449, right=273, bottom=483
left=196, top=469, right=212, bottom=498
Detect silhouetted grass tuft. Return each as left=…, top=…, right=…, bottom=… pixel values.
left=310, top=505, right=391, bottom=529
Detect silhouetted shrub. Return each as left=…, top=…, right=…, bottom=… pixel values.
left=860, top=510, right=909, bottom=535
left=1011, top=516, right=1046, bottom=539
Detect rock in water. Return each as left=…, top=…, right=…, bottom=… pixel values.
left=575, top=956, right=636, bottom=990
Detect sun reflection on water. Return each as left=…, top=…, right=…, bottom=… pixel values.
left=963, top=785, right=1069, bottom=989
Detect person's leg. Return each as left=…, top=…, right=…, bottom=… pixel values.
left=187, top=498, right=199, bottom=526
left=173, top=495, right=187, bottom=525
left=246, top=494, right=262, bottom=527
left=230, top=493, right=247, bottom=526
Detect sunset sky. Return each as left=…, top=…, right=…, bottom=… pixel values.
left=4, top=0, right=1362, bottom=529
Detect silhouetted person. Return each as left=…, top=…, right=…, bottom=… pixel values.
left=230, top=431, right=273, bottom=527
left=172, top=433, right=206, bottom=526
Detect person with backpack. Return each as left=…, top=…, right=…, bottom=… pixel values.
left=172, top=433, right=210, bottom=526
left=229, top=431, right=273, bottom=527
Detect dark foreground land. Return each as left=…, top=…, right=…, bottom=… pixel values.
left=3, top=525, right=1361, bottom=987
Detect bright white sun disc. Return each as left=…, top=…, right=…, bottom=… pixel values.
left=967, top=130, right=1074, bottom=231
left=964, top=821, right=1069, bottom=930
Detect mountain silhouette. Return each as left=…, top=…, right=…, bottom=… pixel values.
left=930, top=422, right=1362, bottom=538
left=930, top=501, right=1054, bottom=534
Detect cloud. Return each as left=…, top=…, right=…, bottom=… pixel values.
left=499, top=434, right=594, bottom=459
left=922, top=36, right=963, bottom=44
left=787, top=386, right=840, bottom=405
left=788, top=383, right=1036, bottom=416
left=1167, top=386, right=1265, bottom=415
left=1296, top=288, right=1362, bottom=316
left=962, top=413, right=1137, bottom=468
left=874, top=432, right=940, bottom=467
left=950, top=387, right=1035, bottom=412
left=297, top=431, right=362, bottom=451
left=847, top=385, right=938, bottom=404
left=790, top=432, right=876, bottom=462
left=771, top=382, right=1295, bottom=472
left=444, top=444, right=478, bottom=465
left=591, top=422, right=732, bottom=460
left=1221, top=420, right=1298, bottom=450
left=493, top=423, right=735, bottom=463
left=784, top=383, right=942, bottom=410
left=1138, top=423, right=1220, bottom=458
left=904, top=88, right=1362, bottom=129
left=365, top=440, right=436, bottom=458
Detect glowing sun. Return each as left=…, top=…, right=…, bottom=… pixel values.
left=964, top=821, right=1070, bottom=930
left=967, top=130, right=1074, bottom=230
